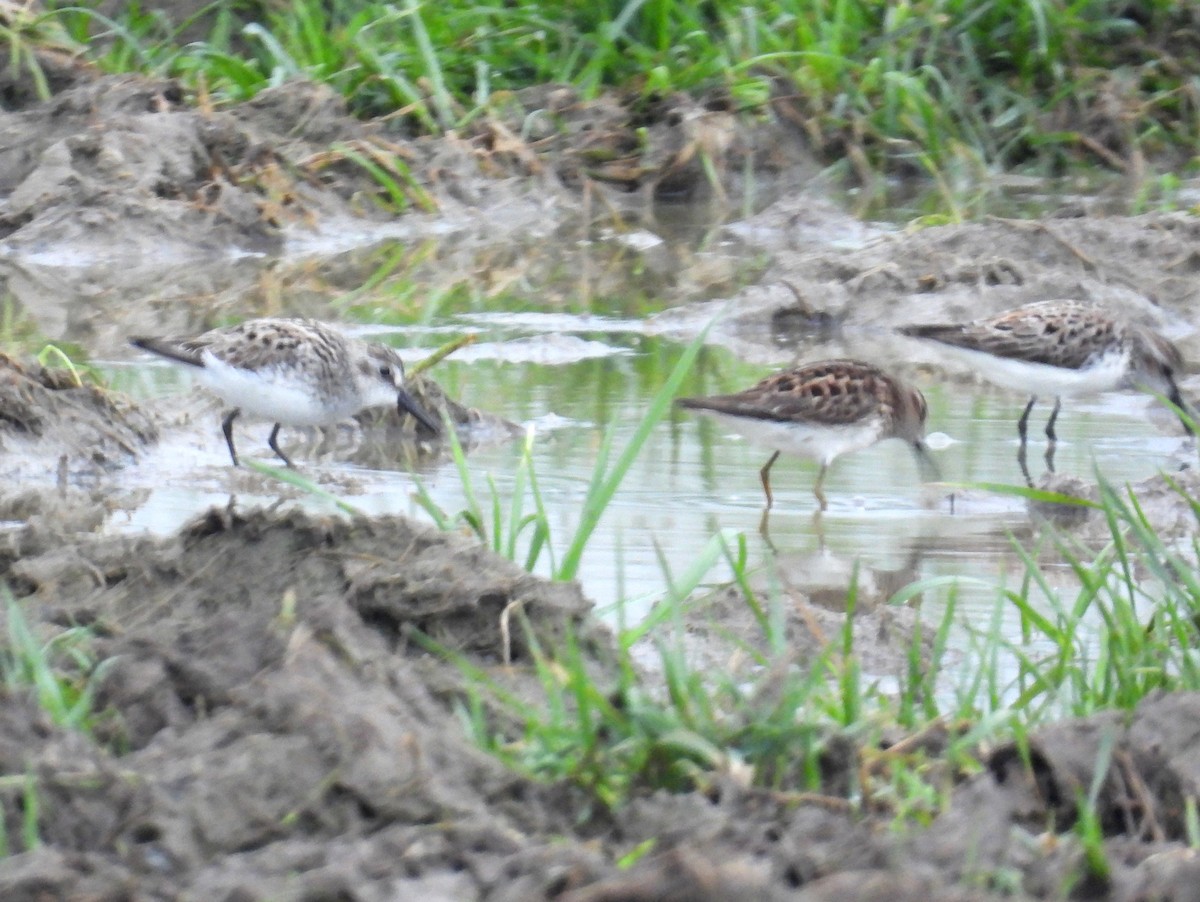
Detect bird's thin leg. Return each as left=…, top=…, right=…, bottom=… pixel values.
left=1017, top=396, right=1037, bottom=446
left=1017, top=443, right=1033, bottom=488
left=221, top=409, right=242, bottom=467
left=759, top=450, right=781, bottom=509
left=1044, top=441, right=1057, bottom=475
left=813, top=462, right=829, bottom=512
left=1045, top=396, right=1062, bottom=444
left=268, top=423, right=295, bottom=468
left=758, top=507, right=774, bottom=544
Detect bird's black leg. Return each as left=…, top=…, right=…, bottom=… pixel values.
left=813, top=462, right=830, bottom=512
left=1017, top=396, right=1037, bottom=446
left=759, top=450, right=781, bottom=509
left=221, top=409, right=242, bottom=467
left=1045, top=396, right=1062, bottom=444
left=268, top=423, right=295, bottom=468
left=1017, top=442, right=1033, bottom=488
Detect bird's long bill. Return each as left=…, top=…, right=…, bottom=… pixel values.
left=397, top=389, right=441, bottom=435
left=912, top=441, right=941, bottom=483
left=1168, top=385, right=1196, bottom=436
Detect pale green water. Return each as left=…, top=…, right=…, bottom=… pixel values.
left=30, top=180, right=1180, bottom=676
left=5, top=172, right=1192, bottom=708
left=111, top=316, right=1192, bottom=638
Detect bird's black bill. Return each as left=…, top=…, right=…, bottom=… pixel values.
left=1169, top=386, right=1195, bottom=437
left=397, top=389, right=441, bottom=435
left=912, top=441, right=941, bottom=482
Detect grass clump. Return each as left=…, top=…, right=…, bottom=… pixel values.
left=414, top=323, right=708, bottom=581
left=423, top=464, right=1200, bottom=821
left=0, top=596, right=112, bottom=736
left=0, top=771, right=42, bottom=857
left=0, top=595, right=111, bottom=856
left=39, top=1, right=1200, bottom=181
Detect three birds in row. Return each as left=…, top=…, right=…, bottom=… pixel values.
left=130, top=299, right=1191, bottom=512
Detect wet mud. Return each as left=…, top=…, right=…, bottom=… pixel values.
left=9, top=495, right=1200, bottom=901
left=3, top=43, right=1200, bottom=901
left=0, top=353, right=156, bottom=479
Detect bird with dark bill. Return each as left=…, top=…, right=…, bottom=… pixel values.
left=131, top=317, right=439, bottom=467
left=675, top=359, right=937, bottom=512
left=900, top=300, right=1192, bottom=446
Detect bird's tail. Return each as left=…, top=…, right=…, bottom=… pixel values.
left=898, top=323, right=959, bottom=341
left=129, top=337, right=205, bottom=368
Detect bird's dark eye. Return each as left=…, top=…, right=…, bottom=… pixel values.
left=378, top=365, right=392, bottom=379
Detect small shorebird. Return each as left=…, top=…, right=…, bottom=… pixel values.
left=899, top=300, right=1191, bottom=446
left=675, top=359, right=936, bottom=511
left=131, top=317, right=440, bottom=467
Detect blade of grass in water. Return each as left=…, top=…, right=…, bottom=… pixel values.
left=556, top=328, right=708, bottom=581
left=245, top=460, right=363, bottom=515
left=408, top=334, right=476, bottom=378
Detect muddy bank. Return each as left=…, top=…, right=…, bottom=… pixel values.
left=0, top=505, right=605, bottom=899
left=0, top=501, right=1199, bottom=899
left=5, top=23, right=1200, bottom=902
left=0, top=53, right=814, bottom=263
left=662, top=207, right=1200, bottom=367
left=0, top=351, right=156, bottom=481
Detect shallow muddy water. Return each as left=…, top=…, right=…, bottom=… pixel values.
left=9, top=185, right=1197, bottom=691
left=96, top=265, right=1194, bottom=670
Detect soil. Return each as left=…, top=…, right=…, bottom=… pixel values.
left=3, top=17, right=1200, bottom=901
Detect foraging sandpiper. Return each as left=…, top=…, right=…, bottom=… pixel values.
left=900, top=299, right=1191, bottom=445
left=676, top=359, right=935, bottom=511
left=131, top=317, right=439, bottom=467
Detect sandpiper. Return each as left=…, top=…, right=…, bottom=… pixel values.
left=131, top=317, right=440, bottom=467
left=899, top=300, right=1191, bottom=445
left=675, top=359, right=936, bottom=511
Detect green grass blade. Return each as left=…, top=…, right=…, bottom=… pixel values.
left=557, top=329, right=709, bottom=581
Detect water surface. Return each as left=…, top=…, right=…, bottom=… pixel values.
left=109, top=316, right=1191, bottom=636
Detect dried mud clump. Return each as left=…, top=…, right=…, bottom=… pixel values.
left=0, top=353, right=156, bottom=475
left=7, top=503, right=1200, bottom=898
left=0, top=506, right=612, bottom=899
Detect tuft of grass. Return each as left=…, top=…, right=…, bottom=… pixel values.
left=0, top=771, right=42, bottom=856
left=0, top=297, right=98, bottom=384
left=979, top=474, right=1200, bottom=721
left=35, top=343, right=96, bottom=387
left=413, top=421, right=554, bottom=573
left=420, top=464, right=1200, bottom=824
left=41, top=0, right=1200, bottom=185
left=1, top=0, right=85, bottom=101
left=0, top=596, right=112, bottom=736
left=417, top=529, right=969, bottom=810
left=311, top=141, right=438, bottom=214
left=414, top=327, right=708, bottom=581
left=245, top=460, right=364, bottom=515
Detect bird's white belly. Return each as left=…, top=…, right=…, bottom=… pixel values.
left=701, top=411, right=886, bottom=465
left=932, top=345, right=1129, bottom=396
left=196, top=355, right=353, bottom=425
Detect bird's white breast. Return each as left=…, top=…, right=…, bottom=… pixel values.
left=195, top=353, right=357, bottom=425
left=698, top=411, right=887, bottom=465
left=929, top=345, right=1130, bottom=396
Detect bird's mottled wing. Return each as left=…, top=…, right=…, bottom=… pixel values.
left=903, top=302, right=1117, bottom=370
left=183, top=319, right=348, bottom=373
left=678, top=361, right=893, bottom=427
